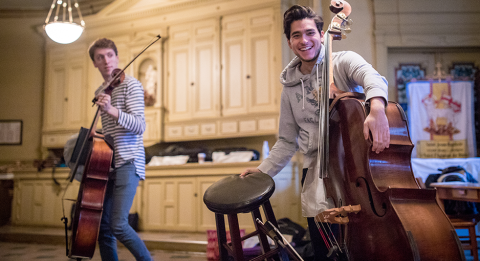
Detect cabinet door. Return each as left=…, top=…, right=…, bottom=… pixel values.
left=247, top=10, right=276, bottom=113
left=196, top=176, right=223, bottom=230
left=168, top=23, right=192, bottom=122
left=143, top=108, right=161, bottom=146
left=65, top=58, right=87, bottom=129
left=167, top=19, right=220, bottom=122
left=12, top=180, right=66, bottom=227
left=222, top=8, right=277, bottom=117
left=192, top=20, right=220, bottom=119
left=221, top=14, right=248, bottom=116
left=44, top=59, right=67, bottom=131
left=143, top=177, right=196, bottom=231
left=43, top=46, right=87, bottom=132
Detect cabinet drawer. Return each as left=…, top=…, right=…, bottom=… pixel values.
left=221, top=121, right=238, bottom=134
left=201, top=123, right=216, bottom=135
left=239, top=120, right=256, bottom=132
left=451, top=189, right=479, bottom=200
left=258, top=118, right=276, bottom=131
left=184, top=125, right=199, bottom=136
left=166, top=126, right=182, bottom=137
left=144, top=109, right=161, bottom=141
left=42, top=133, right=76, bottom=148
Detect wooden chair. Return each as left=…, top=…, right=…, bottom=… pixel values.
left=418, top=177, right=478, bottom=260
left=449, top=215, right=480, bottom=261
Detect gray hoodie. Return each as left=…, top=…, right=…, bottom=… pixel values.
left=258, top=46, right=388, bottom=183
left=258, top=46, right=388, bottom=216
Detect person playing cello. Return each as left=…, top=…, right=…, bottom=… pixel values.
left=241, top=5, right=389, bottom=261
left=90, top=38, right=152, bottom=261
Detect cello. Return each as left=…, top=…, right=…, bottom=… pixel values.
left=61, top=35, right=161, bottom=260
left=313, top=1, right=465, bottom=260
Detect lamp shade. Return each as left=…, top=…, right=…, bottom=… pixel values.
left=45, top=22, right=84, bottom=44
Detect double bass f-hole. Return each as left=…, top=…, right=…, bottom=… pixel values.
left=355, top=177, right=387, bottom=217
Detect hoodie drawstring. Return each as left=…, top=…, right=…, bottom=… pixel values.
left=300, top=78, right=305, bottom=110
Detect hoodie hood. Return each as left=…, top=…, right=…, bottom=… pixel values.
left=280, top=44, right=325, bottom=87
left=280, top=45, right=325, bottom=110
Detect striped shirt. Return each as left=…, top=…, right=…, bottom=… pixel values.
left=95, top=75, right=146, bottom=179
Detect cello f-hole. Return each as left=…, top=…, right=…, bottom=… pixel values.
left=355, top=177, right=386, bottom=217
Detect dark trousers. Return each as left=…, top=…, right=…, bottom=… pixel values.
left=303, top=168, right=340, bottom=261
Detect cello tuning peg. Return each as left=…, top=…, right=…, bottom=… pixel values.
left=341, top=33, right=347, bottom=39
left=343, top=27, right=351, bottom=34
left=347, top=18, right=353, bottom=26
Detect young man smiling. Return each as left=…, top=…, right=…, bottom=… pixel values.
left=241, top=5, right=389, bottom=260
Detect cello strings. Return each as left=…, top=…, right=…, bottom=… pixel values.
left=315, top=219, right=330, bottom=249
left=324, top=218, right=343, bottom=253
left=316, top=213, right=343, bottom=254
left=316, top=214, right=336, bottom=250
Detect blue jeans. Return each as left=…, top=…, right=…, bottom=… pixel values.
left=98, top=162, right=151, bottom=261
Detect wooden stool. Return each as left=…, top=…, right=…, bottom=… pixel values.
left=449, top=215, right=479, bottom=261
left=203, top=173, right=285, bottom=261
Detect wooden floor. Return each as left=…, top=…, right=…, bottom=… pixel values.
left=0, top=241, right=208, bottom=261
left=0, top=225, right=478, bottom=260
left=0, top=225, right=207, bottom=252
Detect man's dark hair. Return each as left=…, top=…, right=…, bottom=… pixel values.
left=283, top=5, right=324, bottom=40
left=88, top=38, right=118, bottom=61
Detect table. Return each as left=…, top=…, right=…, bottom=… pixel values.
left=431, top=182, right=480, bottom=204
left=430, top=182, right=480, bottom=260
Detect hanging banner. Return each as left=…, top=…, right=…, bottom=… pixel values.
left=407, top=80, right=476, bottom=158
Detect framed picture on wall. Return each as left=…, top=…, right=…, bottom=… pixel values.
left=395, top=63, right=426, bottom=114
left=0, top=120, right=23, bottom=145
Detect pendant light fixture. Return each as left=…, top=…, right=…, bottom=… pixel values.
left=44, top=0, right=85, bottom=44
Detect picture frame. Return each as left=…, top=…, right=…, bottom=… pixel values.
left=0, top=120, right=23, bottom=145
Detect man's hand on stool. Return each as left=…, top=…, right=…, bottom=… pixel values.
left=240, top=168, right=261, bottom=177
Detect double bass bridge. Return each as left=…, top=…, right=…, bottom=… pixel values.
left=315, top=204, right=361, bottom=224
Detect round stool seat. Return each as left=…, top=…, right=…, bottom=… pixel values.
left=203, top=173, right=275, bottom=214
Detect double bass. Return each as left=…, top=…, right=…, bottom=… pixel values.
left=314, top=2, right=465, bottom=260
left=61, top=35, right=161, bottom=260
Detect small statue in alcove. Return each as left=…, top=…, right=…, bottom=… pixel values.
left=144, top=64, right=157, bottom=106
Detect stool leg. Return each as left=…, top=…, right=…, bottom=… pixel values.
left=262, top=200, right=277, bottom=227
left=215, top=213, right=229, bottom=261
left=228, top=214, right=245, bottom=261
left=252, top=208, right=272, bottom=255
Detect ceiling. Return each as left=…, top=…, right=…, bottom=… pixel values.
left=0, top=0, right=115, bottom=17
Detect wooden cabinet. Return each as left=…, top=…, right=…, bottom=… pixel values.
left=142, top=161, right=302, bottom=232
left=11, top=159, right=302, bottom=232
left=167, top=18, right=220, bottom=123
left=143, top=176, right=197, bottom=231
left=142, top=162, right=262, bottom=232
left=42, top=43, right=88, bottom=147
left=221, top=8, right=278, bottom=117
left=143, top=107, right=162, bottom=147
left=164, top=8, right=281, bottom=142
left=11, top=169, right=79, bottom=227
left=11, top=168, right=141, bottom=228
left=41, top=5, right=283, bottom=145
